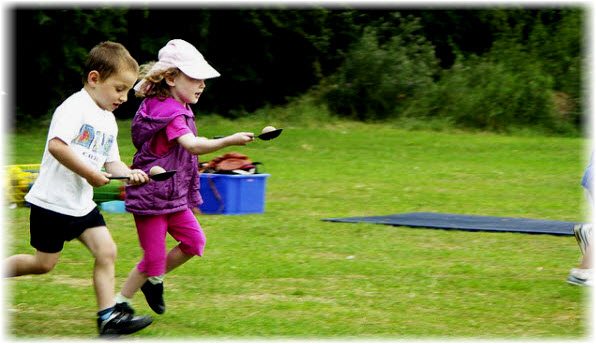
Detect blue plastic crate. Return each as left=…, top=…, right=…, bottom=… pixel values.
left=199, top=174, right=270, bottom=215
left=100, top=200, right=127, bottom=213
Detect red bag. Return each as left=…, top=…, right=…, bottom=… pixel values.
left=199, top=152, right=255, bottom=174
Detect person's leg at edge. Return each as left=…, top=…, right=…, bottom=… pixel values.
left=567, top=188, right=593, bottom=286
left=579, top=244, right=592, bottom=269
left=581, top=189, right=593, bottom=270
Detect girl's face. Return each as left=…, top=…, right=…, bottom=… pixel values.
left=167, top=73, right=206, bottom=105
left=86, top=69, right=137, bottom=112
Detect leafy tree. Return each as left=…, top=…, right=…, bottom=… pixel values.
left=10, top=7, right=584, bottom=134
left=323, top=15, right=440, bottom=120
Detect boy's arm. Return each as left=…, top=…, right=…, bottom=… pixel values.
left=47, top=138, right=111, bottom=187
left=104, top=161, right=149, bottom=185
left=176, top=132, right=254, bottom=156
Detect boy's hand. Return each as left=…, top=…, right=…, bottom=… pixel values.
left=86, top=171, right=112, bottom=188
left=127, top=169, right=150, bottom=185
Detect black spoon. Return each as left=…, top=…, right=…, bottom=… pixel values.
left=109, top=170, right=177, bottom=182
left=257, top=128, right=283, bottom=140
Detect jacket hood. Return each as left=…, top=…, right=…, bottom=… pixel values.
left=131, top=97, right=194, bottom=149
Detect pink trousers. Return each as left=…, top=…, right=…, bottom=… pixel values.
left=133, top=208, right=206, bottom=277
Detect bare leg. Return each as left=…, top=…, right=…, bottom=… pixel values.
left=120, top=267, right=148, bottom=299
left=4, top=250, right=60, bottom=277
left=78, top=226, right=117, bottom=311
left=120, top=244, right=193, bottom=299
left=579, top=243, right=592, bottom=269
left=165, top=245, right=193, bottom=273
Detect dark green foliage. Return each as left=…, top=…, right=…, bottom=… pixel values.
left=323, top=15, right=439, bottom=120
left=320, top=8, right=584, bottom=134
left=14, top=9, right=132, bottom=122
left=10, top=7, right=585, bottom=134
left=403, top=53, right=557, bottom=133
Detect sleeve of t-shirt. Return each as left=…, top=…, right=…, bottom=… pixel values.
left=165, top=115, right=193, bottom=141
left=48, top=103, right=83, bottom=145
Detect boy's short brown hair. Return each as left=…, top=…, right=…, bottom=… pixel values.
left=82, top=41, right=139, bottom=84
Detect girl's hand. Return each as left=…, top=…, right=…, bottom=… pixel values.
left=229, top=132, right=255, bottom=146
left=127, top=169, right=150, bottom=185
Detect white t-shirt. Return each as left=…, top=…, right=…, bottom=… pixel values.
left=25, top=89, right=121, bottom=217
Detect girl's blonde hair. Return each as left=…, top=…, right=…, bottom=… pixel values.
left=135, top=61, right=181, bottom=99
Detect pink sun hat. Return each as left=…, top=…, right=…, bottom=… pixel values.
left=134, top=39, right=220, bottom=92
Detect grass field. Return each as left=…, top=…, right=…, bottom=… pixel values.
left=2, top=116, right=592, bottom=340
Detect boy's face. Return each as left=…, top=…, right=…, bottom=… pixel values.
left=86, top=69, right=137, bottom=112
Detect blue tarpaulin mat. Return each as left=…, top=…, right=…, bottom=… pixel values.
left=323, top=212, right=578, bottom=236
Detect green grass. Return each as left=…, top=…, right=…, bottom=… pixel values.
left=3, top=116, right=591, bottom=340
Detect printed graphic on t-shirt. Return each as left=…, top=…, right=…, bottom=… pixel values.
left=73, top=124, right=95, bottom=148
left=72, top=124, right=114, bottom=159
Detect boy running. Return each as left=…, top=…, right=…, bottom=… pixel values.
left=5, top=41, right=153, bottom=336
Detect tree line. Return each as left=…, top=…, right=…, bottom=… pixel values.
left=12, top=6, right=584, bottom=134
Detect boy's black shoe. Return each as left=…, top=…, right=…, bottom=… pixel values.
left=116, top=301, right=135, bottom=315
left=141, top=280, right=166, bottom=314
left=98, top=303, right=153, bottom=336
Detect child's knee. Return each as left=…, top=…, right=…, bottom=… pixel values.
left=180, top=234, right=206, bottom=257
left=95, top=242, right=118, bottom=265
left=38, top=261, right=56, bottom=274
left=34, top=257, right=58, bottom=274
left=29, top=252, right=60, bottom=275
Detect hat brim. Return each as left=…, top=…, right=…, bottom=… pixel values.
left=179, top=62, right=220, bottom=80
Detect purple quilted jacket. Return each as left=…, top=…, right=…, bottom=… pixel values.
left=125, top=97, right=202, bottom=215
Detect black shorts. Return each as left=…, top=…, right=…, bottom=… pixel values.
left=29, top=204, right=106, bottom=253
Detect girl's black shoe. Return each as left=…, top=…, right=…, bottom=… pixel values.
left=141, top=280, right=166, bottom=314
